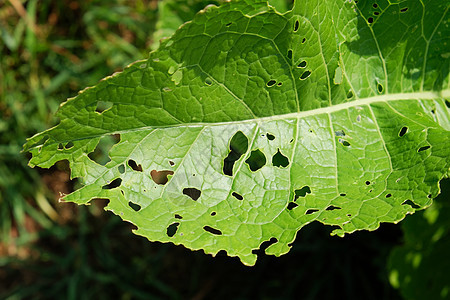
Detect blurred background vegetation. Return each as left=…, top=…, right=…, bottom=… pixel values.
left=0, top=0, right=448, bottom=299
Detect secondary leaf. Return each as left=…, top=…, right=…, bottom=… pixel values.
left=24, top=0, right=450, bottom=265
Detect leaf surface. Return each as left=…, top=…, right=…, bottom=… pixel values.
left=25, top=0, right=450, bottom=265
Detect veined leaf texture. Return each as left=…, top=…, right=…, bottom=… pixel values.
left=25, top=0, right=449, bottom=265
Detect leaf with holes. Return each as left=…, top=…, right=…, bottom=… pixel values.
left=24, top=0, right=449, bottom=265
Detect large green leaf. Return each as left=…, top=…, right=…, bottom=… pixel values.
left=24, top=0, right=449, bottom=265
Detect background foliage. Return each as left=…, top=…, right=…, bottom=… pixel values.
left=0, top=0, right=447, bottom=299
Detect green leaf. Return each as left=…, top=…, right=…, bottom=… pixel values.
left=24, top=0, right=450, bottom=266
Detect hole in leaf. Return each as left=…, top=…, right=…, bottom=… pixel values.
left=277, top=82, right=283, bottom=87
left=203, top=226, right=222, bottom=235
left=210, top=211, right=216, bottom=216
left=289, top=138, right=294, bottom=143
left=252, top=238, right=278, bottom=255
left=65, top=141, right=74, bottom=149
left=418, top=145, right=430, bottom=152
left=58, top=143, right=64, bottom=150
left=205, top=78, right=213, bottom=86
left=365, top=181, right=371, bottom=185
left=368, top=17, right=374, bottom=23
left=302, top=37, right=306, bottom=44
left=95, top=101, right=113, bottom=114
left=335, top=130, right=345, bottom=137
left=169, top=160, right=175, bottom=166
left=88, top=135, right=119, bottom=165
left=295, top=186, right=311, bottom=200
left=118, top=164, right=125, bottom=174
left=272, top=149, right=289, bottom=168
left=400, top=7, right=408, bottom=12
left=374, top=11, right=380, bottom=15
left=399, top=126, right=408, bottom=137
left=225, top=22, right=232, bottom=26
left=126, top=160, right=142, bottom=172
left=174, top=214, right=183, bottom=219
left=287, top=202, right=298, bottom=210
left=183, top=188, right=201, bottom=201
left=372, top=3, right=378, bottom=8
left=347, top=90, right=354, bottom=99
left=402, top=199, right=420, bottom=209
left=287, top=49, right=293, bottom=60
left=300, top=70, right=311, bottom=80
left=326, top=205, right=341, bottom=211
left=297, top=60, right=307, bottom=68
left=347, top=214, right=352, bottom=217
left=245, top=149, right=266, bottom=172
left=427, top=194, right=432, bottom=199
left=102, top=178, right=122, bottom=190
left=385, top=193, right=392, bottom=198
left=431, top=109, right=435, bottom=115
left=377, top=82, right=383, bottom=93
left=266, top=80, right=277, bottom=87
left=232, top=192, right=243, bottom=200
left=128, top=201, right=141, bottom=212
left=223, top=131, right=249, bottom=176
left=340, top=193, right=346, bottom=196
left=266, top=133, right=275, bottom=140
left=150, top=170, right=174, bottom=185
left=338, top=139, right=351, bottom=147
left=293, top=20, right=299, bottom=32
left=167, top=222, right=179, bottom=237
left=305, top=209, right=319, bottom=215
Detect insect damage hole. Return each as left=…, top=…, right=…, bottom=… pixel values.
left=128, top=159, right=143, bottom=172
left=166, top=222, right=180, bottom=237
left=245, top=149, right=266, bottom=172
left=300, top=70, right=311, bottom=80
left=398, top=126, right=408, bottom=137
left=205, top=77, right=213, bottom=86
left=95, top=101, right=113, bottom=114
left=287, top=49, right=293, bottom=60
left=297, top=60, right=307, bottom=68
left=102, top=178, right=122, bottom=190
left=272, top=149, right=289, bottom=168
left=402, top=199, right=420, bottom=209
left=305, top=209, right=319, bottom=215
left=150, top=170, right=174, bottom=185
left=88, top=134, right=120, bottom=166
left=287, top=202, right=298, bottom=210
left=203, top=226, right=222, bottom=235
left=183, top=188, right=201, bottom=201
left=335, top=130, right=345, bottom=137
left=325, top=205, right=341, bottom=211
left=338, top=138, right=351, bottom=147
left=128, top=201, right=141, bottom=212
left=400, top=7, right=408, bottom=12
left=223, top=131, right=249, bottom=176
left=377, top=82, right=383, bottom=93
left=293, top=20, right=299, bottom=32
left=266, top=80, right=277, bottom=87
left=294, top=186, right=311, bottom=200
left=266, top=133, right=275, bottom=140
left=417, top=145, right=431, bottom=152
left=232, top=192, right=243, bottom=200
left=252, top=237, right=278, bottom=256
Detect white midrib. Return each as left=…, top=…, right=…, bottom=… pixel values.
left=31, top=90, right=450, bottom=148
left=136, top=90, right=450, bottom=130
